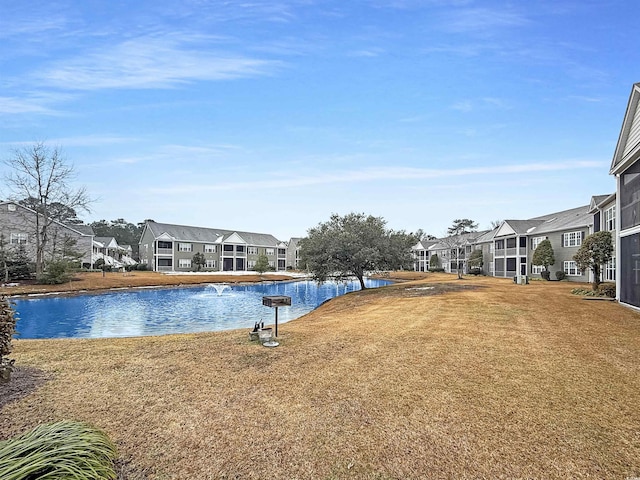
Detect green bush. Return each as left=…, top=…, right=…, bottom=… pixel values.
left=37, top=261, right=73, bottom=285
left=597, top=282, right=616, bottom=298
left=0, top=296, right=17, bottom=379
left=555, top=271, right=566, bottom=281
left=540, top=270, right=551, bottom=281
left=0, top=421, right=117, bottom=480
left=429, top=267, right=445, bottom=272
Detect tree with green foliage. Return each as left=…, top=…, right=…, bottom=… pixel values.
left=253, top=254, right=270, bottom=274
left=573, top=231, right=613, bottom=290
left=429, top=253, right=440, bottom=269
left=447, top=219, right=478, bottom=236
left=192, top=252, right=206, bottom=271
left=299, top=212, right=415, bottom=290
left=532, top=239, right=555, bottom=280
left=468, top=248, right=483, bottom=272
left=7, top=245, right=33, bottom=281
left=90, top=218, right=144, bottom=259
left=0, top=234, right=8, bottom=283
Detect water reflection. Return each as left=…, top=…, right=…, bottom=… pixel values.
left=14, top=278, right=391, bottom=339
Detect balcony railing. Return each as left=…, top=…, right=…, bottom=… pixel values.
left=157, top=266, right=173, bottom=272
left=157, top=248, right=173, bottom=255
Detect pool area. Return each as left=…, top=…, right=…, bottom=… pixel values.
left=13, top=278, right=392, bottom=339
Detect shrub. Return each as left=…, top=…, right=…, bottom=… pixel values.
left=540, top=270, right=551, bottom=281
left=0, top=421, right=118, bottom=479
left=555, top=271, right=566, bottom=281
left=468, top=267, right=482, bottom=275
left=597, top=282, right=616, bottom=298
left=0, top=296, right=17, bottom=382
left=429, top=267, right=445, bottom=272
left=37, top=261, right=73, bottom=285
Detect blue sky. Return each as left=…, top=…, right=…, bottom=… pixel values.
left=1, top=0, right=638, bottom=240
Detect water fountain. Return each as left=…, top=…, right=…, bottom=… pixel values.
left=205, top=283, right=231, bottom=296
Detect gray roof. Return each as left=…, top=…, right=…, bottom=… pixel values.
left=145, top=221, right=281, bottom=247
left=499, top=219, right=544, bottom=236
left=474, top=228, right=498, bottom=243
left=527, top=205, right=590, bottom=235
left=64, top=223, right=94, bottom=236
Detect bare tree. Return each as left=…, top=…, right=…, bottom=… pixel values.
left=2, top=142, right=91, bottom=276
left=439, top=234, right=468, bottom=280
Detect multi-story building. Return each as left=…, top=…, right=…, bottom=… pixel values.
left=0, top=200, right=94, bottom=268
left=413, top=203, right=612, bottom=283
left=286, top=237, right=303, bottom=270
left=588, top=193, right=617, bottom=283
left=610, top=82, right=640, bottom=308
left=138, top=220, right=287, bottom=272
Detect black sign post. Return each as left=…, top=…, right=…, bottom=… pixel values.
left=262, top=295, right=291, bottom=337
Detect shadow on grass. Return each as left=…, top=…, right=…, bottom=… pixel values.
left=0, top=366, right=52, bottom=410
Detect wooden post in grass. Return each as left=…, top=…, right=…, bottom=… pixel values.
left=262, top=296, right=291, bottom=338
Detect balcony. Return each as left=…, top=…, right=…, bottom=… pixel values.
left=157, top=248, right=173, bottom=255
left=157, top=265, right=173, bottom=272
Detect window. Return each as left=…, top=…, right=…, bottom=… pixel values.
left=278, top=259, right=286, bottom=269
left=247, top=246, right=258, bottom=255
left=157, top=241, right=172, bottom=249
left=506, top=238, right=516, bottom=249
left=563, top=231, right=582, bottom=247
left=204, top=245, right=216, bottom=253
left=179, top=259, right=192, bottom=268
left=604, top=206, right=616, bottom=231
left=531, top=236, right=546, bottom=250
left=158, top=258, right=172, bottom=267
left=265, top=248, right=275, bottom=256
left=247, top=260, right=256, bottom=269
left=564, top=261, right=580, bottom=276
left=531, top=265, right=545, bottom=274
left=178, top=243, right=192, bottom=252
left=506, top=258, right=516, bottom=272
left=205, top=259, right=216, bottom=269
left=605, top=257, right=616, bottom=282
left=10, top=233, right=28, bottom=245
left=495, top=239, right=504, bottom=250
left=268, top=261, right=275, bottom=268
left=7, top=204, right=16, bottom=211
left=620, top=162, right=640, bottom=230
left=278, top=248, right=286, bottom=255
left=223, top=244, right=234, bottom=252
left=519, top=237, right=527, bottom=248
left=236, top=245, right=245, bottom=253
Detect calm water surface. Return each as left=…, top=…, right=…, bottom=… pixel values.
left=14, top=278, right=391, bottom=339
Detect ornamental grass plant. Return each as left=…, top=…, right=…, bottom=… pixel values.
left=0, top=421, right=117, bottom=480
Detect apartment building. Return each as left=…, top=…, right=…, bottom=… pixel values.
left=138, top=220, right=288, bottom=272
left=413, top=203, right=609, bottom=283
left=610, top=82, right=640, bottom=308
left=0, top=201, right=94, bottom=268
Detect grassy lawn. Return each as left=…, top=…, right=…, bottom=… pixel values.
left=1, top=273, right=639, bottom=479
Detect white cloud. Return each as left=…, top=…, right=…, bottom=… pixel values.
left=147, top=160, right=605, bottom=195
left=37, top=34, right=281, bottom=90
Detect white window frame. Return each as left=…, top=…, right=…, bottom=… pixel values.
left=489, top=262, right=494, bottom=274
left=531, top=236, right=546, bottom=250
left=179, top=258, right=192, bottom=268
left=531, top=265, right=545, bottom=274
left=268, top=260, right=275, bottom=268
left=605, top=257, right=616, bottom=282
left=247, top=246, right=258, bottom=255
left=564, top=261, right=580, bottom=276
left=604, top=206, right=616, bottom=232
left=247, top=260, right=256, bottom=269
left=178, top=243, right=192, bottom=252
left=563, top=232, right=582, bottom=247
left=10, top=233, right=28, bottom=245
left=204, top=244, right=216, bottom=253
left=265, top=248, right=275, bottom=256
left=205, top=259, right=216, bottom=269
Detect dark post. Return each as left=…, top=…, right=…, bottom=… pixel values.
left=262, top=296, right=291, bottom=339
left=275, top=306, right=279, bottom=337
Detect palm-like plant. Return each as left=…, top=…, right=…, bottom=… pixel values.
left=0, top=421, right=118, bottom=479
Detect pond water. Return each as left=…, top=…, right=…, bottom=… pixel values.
left=13, top=278, right=392, bottom=339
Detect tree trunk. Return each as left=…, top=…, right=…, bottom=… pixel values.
left=357, top=274, right=367, bottom=290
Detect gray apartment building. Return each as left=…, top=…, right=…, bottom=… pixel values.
left=0, top=201, right=94, bottom=268
left=138, top=220, right=289, bottom=272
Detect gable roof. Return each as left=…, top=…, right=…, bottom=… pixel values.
left=588, top=193, right=615, bottom=213
left=144, top=221, right=281, bottom=247
left=611, top=82, right=640, bottom=175
left=527, top=205, right=590, bottom=235
left=0, top=201, right=93, bottom=237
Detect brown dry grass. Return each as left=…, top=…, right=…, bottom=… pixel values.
left=1, top=273, right=640, bottom=479
left=0, top=271, right=296, bottom=296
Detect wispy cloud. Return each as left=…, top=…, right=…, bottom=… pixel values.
left=440, top=7, right=530, bottom=34
left=0, top=92, right=75, bottom=115
left=112, top=143, right=245, bottom=165
left=148, top=160, right=605, bottom=194
left=37, top=34, right=281, bottom=90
